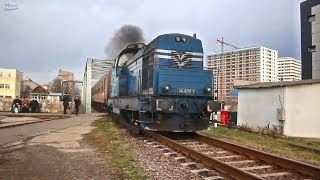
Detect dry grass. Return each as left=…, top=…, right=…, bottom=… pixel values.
left=201, top=125, right=320, bottom=166
left=83, top=114, right=146, bottom=180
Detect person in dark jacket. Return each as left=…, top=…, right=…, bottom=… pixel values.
left=74, top=95, right=81, bottom=115
left=12, top=96, right=22, bottom=113
left=29, top=98, right=39, bottom=113
left=62, top=93, right=70, bottom=114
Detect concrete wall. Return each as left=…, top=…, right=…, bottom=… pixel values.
left=237, top=87, right=284, bottom=129
left=284, top=83, right=320, bottom=138
left=0, top=99, right=63, bottom=113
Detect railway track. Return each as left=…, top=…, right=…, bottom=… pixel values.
left=118, top=119, right=320, bottom=179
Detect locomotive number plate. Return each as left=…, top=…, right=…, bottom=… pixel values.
left=177, top=88, right=197, bottom=94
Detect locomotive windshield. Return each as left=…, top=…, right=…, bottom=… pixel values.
left=117, top=53, right=134, bottom=67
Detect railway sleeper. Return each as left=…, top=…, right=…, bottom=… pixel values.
left=146, top=142, right=158, bottom=145
left=213, top=155, right=242, bottom=160
left=153, top=145, right=164, bottom=149
left=143, top=139, right=152, bottom=143
left=240, top=165, right=272, bottom=171
left=258, top=171, right=292, bottom=178
left=174, top=156, right=186, bottom=163
left=181, top=162, right=197, bottom=169
left=203, top=176, right=223, bottom=180
left=225, top=159, right=256, bottom=166
left=190, top=168, right=209, bottom=176
left=160, top=148, right=171, bottom=153
left=164, top=152, right=177, bottom=157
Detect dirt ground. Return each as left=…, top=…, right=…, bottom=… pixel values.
left=0, top=114, right=120, bottom=179
left=0, top=144, right=113, bottom=179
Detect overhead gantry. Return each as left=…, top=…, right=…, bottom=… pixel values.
left=82, top=58, right=113, bottom=113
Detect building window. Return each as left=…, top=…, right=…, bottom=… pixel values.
left=0, top=84, right=4, bottom=88
left=40, top=95, right=47, bottom=99
left=32, top=95, right=38, bottom=99
left=308, top=45, right=316, bottom=52
left=5, top=84, right=10, bottom=89
left=5, top=96, right=11, bottom=98
left=308, top=14, right=315, bottom=22
left=0, top=95, right=3, bottom=99
left=7, top=73, right=11, bottom=77
left=0, top=73, right=2, bottom=77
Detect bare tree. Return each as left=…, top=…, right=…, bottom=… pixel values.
left=49, top=77, right=62, bottom=93
left=21, top=85, right=32, bottom=98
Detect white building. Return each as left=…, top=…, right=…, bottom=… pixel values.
left=207, top=46, right=278, bottom=102
left=236, top=79, right=320, bottom=138
left=277, top=57, right=301, bottom=81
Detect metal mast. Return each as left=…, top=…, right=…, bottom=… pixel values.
left=216, top=37, right=239, bottom=103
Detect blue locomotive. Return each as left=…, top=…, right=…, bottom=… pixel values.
left=108, top=33, right=213, bottom=131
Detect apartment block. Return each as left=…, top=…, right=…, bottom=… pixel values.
left=301, top=0, right=320, bottom=79
left=0, top=68, right=22, bottom=99
left=207, top=46, right=278, bottom=102
left=278, top=57, right=301, bottom=81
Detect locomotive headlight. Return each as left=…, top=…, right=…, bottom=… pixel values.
left=203, top=87, right=212, bottom=94
left=175, top=36, right=181, bottom=42
left=162, top=84, right=171, bottom=92
left=181, top=37, right=187, bottom=43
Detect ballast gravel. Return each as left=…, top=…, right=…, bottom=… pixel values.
left=121, top=132, right=202, bottom=180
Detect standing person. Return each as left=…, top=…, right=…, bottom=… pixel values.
left=29, top=98, right=39, bottom=113
left=74, top=95, right=81, bottom=115
left=12, top=96, right=22, bottom=113
left=22, top=97, right=30, bottom=113
left=62, top=93, right=70, bottom=114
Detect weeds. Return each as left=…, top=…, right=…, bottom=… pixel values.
left=84, top=115, right=146, bottom=180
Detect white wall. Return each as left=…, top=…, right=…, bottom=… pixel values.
left=237, top=87, right=284, bottom=129
left=284, top=83, right=320, bottom=138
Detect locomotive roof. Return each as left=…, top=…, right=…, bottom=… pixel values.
left=144, top=33, right=203, bottom=53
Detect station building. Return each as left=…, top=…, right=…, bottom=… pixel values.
left=236, top=79, right=320, bottom=138
left=0, top=68, right=22, bottom=99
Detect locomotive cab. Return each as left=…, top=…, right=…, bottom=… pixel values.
left=114, top=43, right=145, bottom=76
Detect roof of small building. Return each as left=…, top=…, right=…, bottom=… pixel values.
left=48, top=92, right=62, bottom=96
left=235, top=79, right=320, bottom=89
left=30, top=85, right=49, bottom=94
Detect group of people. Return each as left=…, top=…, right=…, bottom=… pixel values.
left=12, top=96, right=39, bottom=113
left=11, top=94, right=81, bottom=115
left=62, top=93, right=81, bottom=115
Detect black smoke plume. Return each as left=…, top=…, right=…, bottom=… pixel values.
left=105, top=25, right=145, bottom=59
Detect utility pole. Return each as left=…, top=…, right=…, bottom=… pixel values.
left=216, top=37, right=240, bottom=103
left=216, top=37, right=225, bottom=103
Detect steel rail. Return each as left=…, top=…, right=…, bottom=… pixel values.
left=196, top=133, right=320, bottom=177
left=144, top=130, right=263, bottom=180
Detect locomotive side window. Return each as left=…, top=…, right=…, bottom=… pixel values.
left=142, top=54, right=149, bottom=90
left=142, top=51, right=154, bottom=91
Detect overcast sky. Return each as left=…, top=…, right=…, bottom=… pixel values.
left=0, top=0, right=304, bottom=84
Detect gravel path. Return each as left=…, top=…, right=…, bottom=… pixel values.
left=122, top=133, right=201, bottom=180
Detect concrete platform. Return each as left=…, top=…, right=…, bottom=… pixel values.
left=0, top=113, right=70, bottom=128
left=0, top=112, right=70, bottom=118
